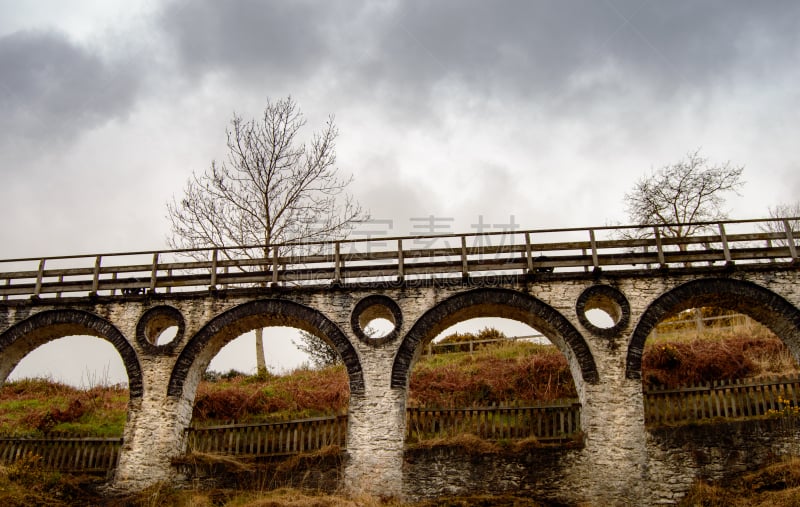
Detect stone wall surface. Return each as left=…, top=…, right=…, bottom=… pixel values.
left=0, top=266, right=799, bottom=503
left=401, top=418, right=800, bottom=505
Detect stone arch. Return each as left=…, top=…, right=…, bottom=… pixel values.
left=626, top=278, right=800, bottom=379
left=391, top=288, right=599, bottom=396
left=0, top=309, right=143, bottom=398
left=167, top=299, right=364, bottom=400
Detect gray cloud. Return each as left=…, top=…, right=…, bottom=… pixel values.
left=158, top=0, right=342, bottom=83
left=0, top=29, right=142, bottom=151
left=155, top=1, right=800, bottom=128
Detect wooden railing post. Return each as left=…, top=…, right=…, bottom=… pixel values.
left=718, top=223, right=732, bottom=264
left=271, top=246, right=279, bottom=286
left=91, top=255, right=102, bottom=295
left=333, top=242, right=341, bottom=284
left=397, top=239, right=404, bottom=281
left=524, top=232, right=534, bottom=274
left=589, top=229, right=600, bottom=271
left=653, top=227, right=666, bottom=267
left=784, top=219, right=798, bottom=260
left=149, top=253, right=159, bottom=293
left=209, top=248, right=218, bottom=289
left=2, top=277, right=9, bottom=301
left=461, top=236, right=469, bottom=279
left=34, top=259, right=45, bottom=298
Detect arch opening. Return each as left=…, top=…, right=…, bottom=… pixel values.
left=193, top=325, right=351, bottom=428
left=627, top=279, right=800, bottom=382
left=0, top=310, right=140, bottom=438
left=0, top=310, right=142, bottom=399
left=628, top=279, right=800, bottom=434
left=409, top=317, right=578, bottom=409
left=393, top=288, right=598, bottom=393
left=393, top=288, right=596, bottom=446
left=168, top=300, right=363, bottom=436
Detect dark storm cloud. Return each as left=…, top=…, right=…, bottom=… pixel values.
left=0, top=29, right=142, bottom=149
left=368, top=1, right=800, bottom=98
left=156, top=0, right=800, bottom=121
left=159, top=0, right=339, bottom=81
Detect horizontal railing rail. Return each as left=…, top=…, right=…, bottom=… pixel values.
left=0, top=217, right=797, bottom=300
left=424, top=334, right=548, bottom=355
left=643, top=374, right=800, bottom=425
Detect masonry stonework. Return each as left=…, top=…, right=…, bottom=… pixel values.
left=1, top=265, right=799, bottom=504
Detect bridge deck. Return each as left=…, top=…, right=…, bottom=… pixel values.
left=1, top=218, right=797, bottom=300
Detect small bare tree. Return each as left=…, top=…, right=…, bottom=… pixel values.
left=293, top=330, right=342, bottom=368
left=622, top=149, right=744, bottom=246
left=760, top=201, right=800, bottom=248
left=167, top=96, right=367, bottom=375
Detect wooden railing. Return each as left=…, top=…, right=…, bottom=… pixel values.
left=424, top=333, right=547, bottom=355
left=0, top=435, right=122, bottom=473
left=406, top=401, right=582, bottom=443
left=643, top=374, right=800, bottom=426
left=1, top=217, right=797, bottom=300
left=185, top=415, right=348, bottom=456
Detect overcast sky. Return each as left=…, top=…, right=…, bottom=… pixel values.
left=2, top=1, right=799, bottom=385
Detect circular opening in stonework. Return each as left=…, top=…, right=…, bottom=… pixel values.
left=154, top=325, right=179, bottom=346
left=144, top=315, right=181, bottom=346
left=351, top=295, right=403, bottom=346
left=583, top=296, right=622, bottom=329
left=361, top=317, right=396, bottom=339
left=584, top=309, right=615, bottom=329
left=576, top=285, right=630, bottom=338
left=136, top=306, right=185, bottom=353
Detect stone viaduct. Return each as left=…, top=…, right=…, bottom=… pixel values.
left=0, top=218, right=799, bottom=504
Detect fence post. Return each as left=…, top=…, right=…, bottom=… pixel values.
left=694, top=308, right=704, bottom=333
left=461, top=236, right=469, bottom=279
left=209, top=248, right=218, bottom=289
left=91, top=255, right=102, bottom=296
left=784, top=219, right=798, bottom=260
left=525, top=232, right=534, bottom=274
left=333, top=242, right=341, bottom=284
left=149, top=253, right=159, bottom=293
left=718, top=223, right=732, bottom=264
left=653, top=227, right=666, bottom=267
left=271, top=246, right=279, bottom=286
left=33, top=259, right=45, bottom=298
left=589, top=229, right=600, bottom=271
left=397, top=239, right=405, bottom=281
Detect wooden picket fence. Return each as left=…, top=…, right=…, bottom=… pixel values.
left=185, top=414, right=348, bottom=457
left=9, top=375, right=800, bottom=474
left=406, top=400, right=582, bottom=443
left=0, top=435, right=122, bottom=473
left=643, top=374, right=800, bottom=425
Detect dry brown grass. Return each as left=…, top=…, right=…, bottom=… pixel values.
left=679, top=457, right=800, bottom=507
left=409, top=341, right=577, bottom=407
left=642, top=329, right=800, bottom=390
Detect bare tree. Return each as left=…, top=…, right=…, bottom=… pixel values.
left=760, top=201, right=800, bottom=247
left=622, top=149, right=744, bottom=245
left=167, top=96, right=367, bottom=375
left=293, top=330, right=342, bottom=369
